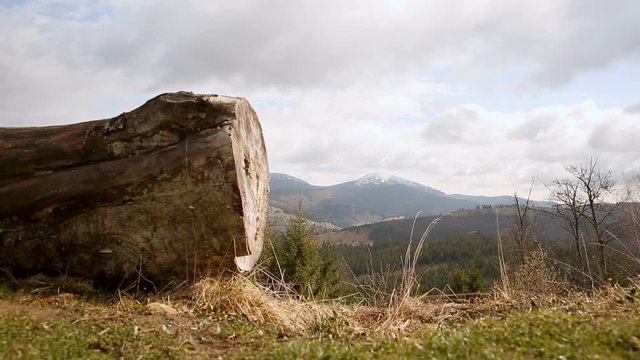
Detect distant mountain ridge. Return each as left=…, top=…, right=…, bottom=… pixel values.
left=270, top=173, right=314, bottom=191
left=269, top=173, right=524, bottom=228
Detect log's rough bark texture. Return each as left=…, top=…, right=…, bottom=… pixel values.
left=0, top=92, right=269, bottom=287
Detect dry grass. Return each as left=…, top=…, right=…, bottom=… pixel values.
left=192, top=274, right=339, bottom=335
left=3, top=270, right=639, bottom=359
left=188, top=271, right=640, bottom=339
left=189, top=270, right=488, bottom=336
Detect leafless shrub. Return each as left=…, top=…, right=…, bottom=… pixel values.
left=511, top=247, right=565, bottom=296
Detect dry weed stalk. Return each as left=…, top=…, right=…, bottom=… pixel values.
left=495, top=209, right=511, bottom=299
left=373, top=213, right=451, bottom=331
left=400, top=213, right=450, bottom=300
left=344, top=247, right=400, bottom=308
left=346, top=212, right=491, bottom=332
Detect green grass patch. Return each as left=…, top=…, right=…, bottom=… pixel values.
left=0, top=282, right=639, bottom=359
left=0, top=284, right=16, bottom=299
left=224, top=308, right=640, bottom=359
left=0, top=315, right=183, bottom=359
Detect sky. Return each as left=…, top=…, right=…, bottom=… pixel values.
left=1, top=0, right=639, bottom=199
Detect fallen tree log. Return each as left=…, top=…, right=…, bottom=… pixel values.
left=0, top=92, right=269, bottom=288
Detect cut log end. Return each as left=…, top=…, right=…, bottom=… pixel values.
left=231, top=97, right=269, bottom=272
left=0, top=91, right=270, bottom=287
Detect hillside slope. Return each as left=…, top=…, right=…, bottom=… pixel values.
left=317, top=208, right=570, bottom=246
left=270, top=173, right=521, bottom=227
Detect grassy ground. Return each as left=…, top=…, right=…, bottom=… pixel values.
left=0, top=279, right=639, bottom=359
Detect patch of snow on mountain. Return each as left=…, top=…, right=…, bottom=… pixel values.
left=355, top=172, right=399, bottom=186
left=354, top=172, right=444, bottom=194
left=356, top=172, right=427, bottom=189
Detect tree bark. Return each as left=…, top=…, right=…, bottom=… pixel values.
left=0, top=92, right=269, bottom=287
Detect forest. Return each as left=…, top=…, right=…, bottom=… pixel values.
left=267, top=157, right=640, bottom=303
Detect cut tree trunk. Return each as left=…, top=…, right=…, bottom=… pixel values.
left=0, top=92, right=269, bottom=288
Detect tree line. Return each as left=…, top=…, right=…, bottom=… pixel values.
left=263, top=156, right=640, bottom=299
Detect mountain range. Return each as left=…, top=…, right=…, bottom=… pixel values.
left=269, top=172, right=530, bottom=228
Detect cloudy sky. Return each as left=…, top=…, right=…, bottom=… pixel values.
left=1, top=0, right=639, bottom=199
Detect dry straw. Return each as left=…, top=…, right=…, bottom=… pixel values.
left=192, top=272, right=340, bottom=334
left=190, top=268, right=481, bottom=336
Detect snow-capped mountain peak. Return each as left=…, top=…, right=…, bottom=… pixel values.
left=352, top=172, right=446, bottom=195
left=356, top=172, right=406, bottom=186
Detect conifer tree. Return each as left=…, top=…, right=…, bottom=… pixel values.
left=267, top=207, right=338, bottom=298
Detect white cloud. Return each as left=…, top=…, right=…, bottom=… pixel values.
left=257, top=89, right=639, bottom=199
left=625, top=103, right=640, bottom=115
left=1, top=0, right=639, bottom=199
left=411, top=101, right=640, bottom=198
left=3, top=0, right=639, bottom=97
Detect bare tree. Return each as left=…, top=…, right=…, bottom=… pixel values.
left=565, top=157, right=618, bottom=277
left=545, top=177, right=586, bottom=271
